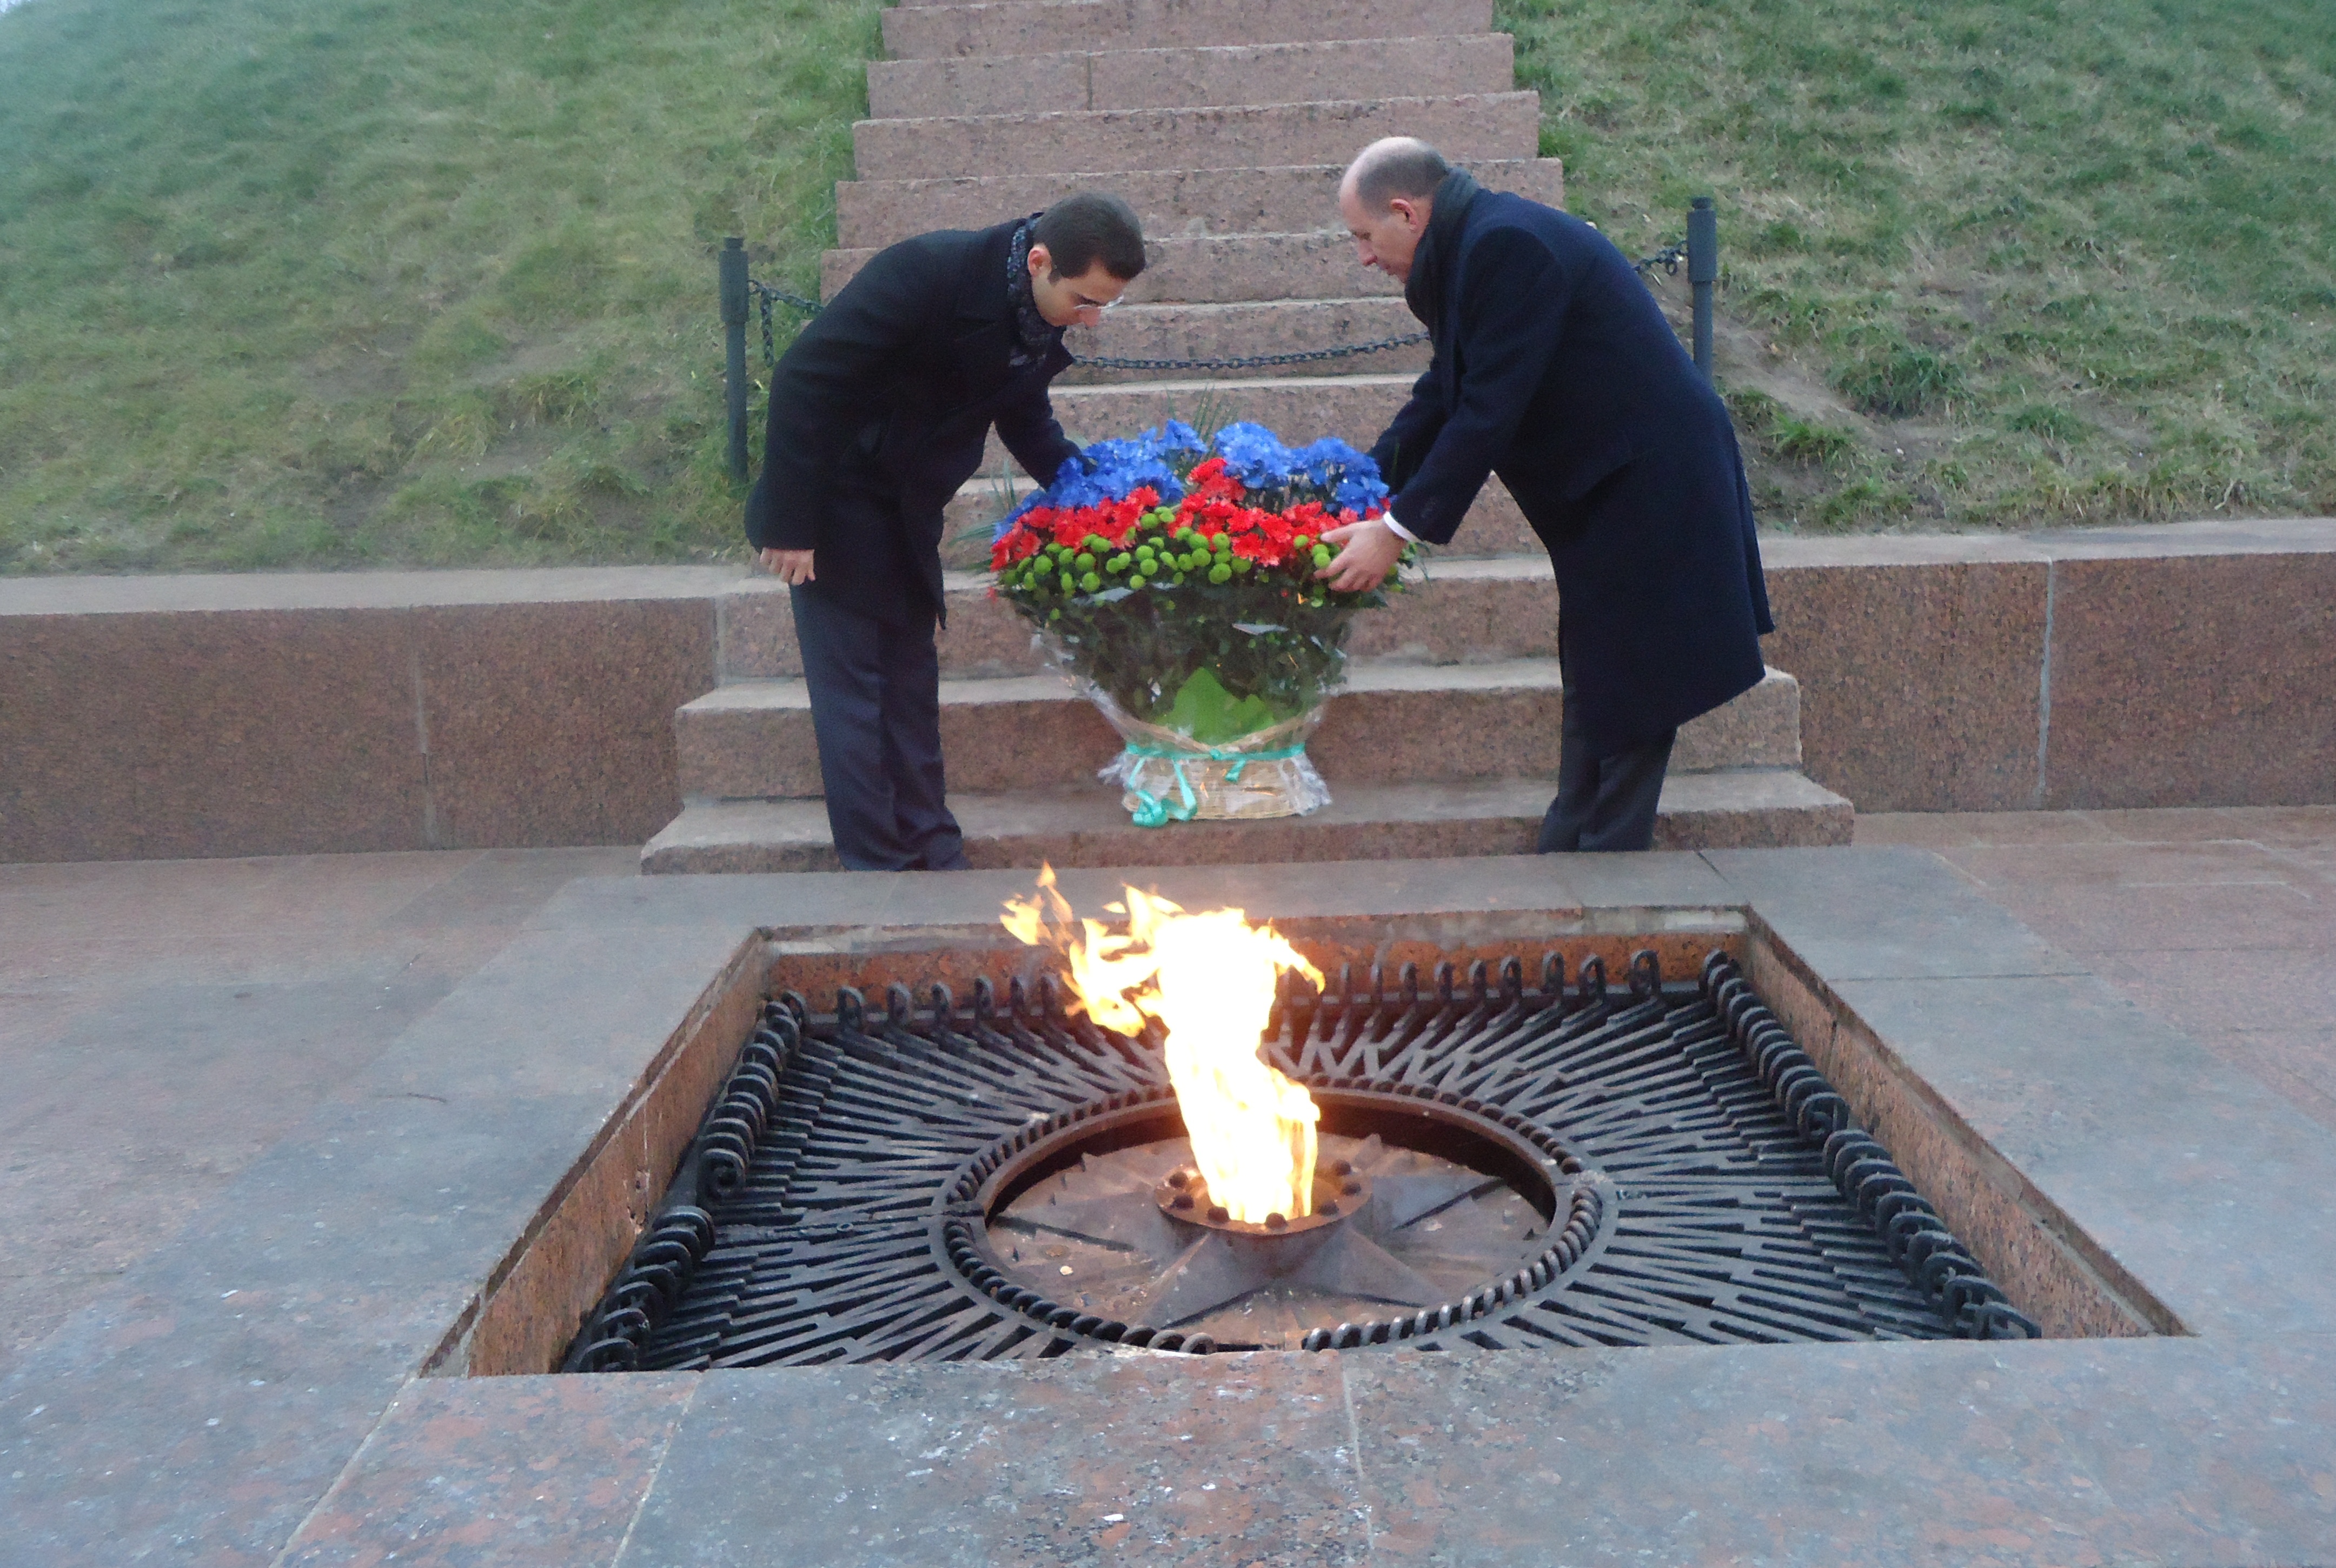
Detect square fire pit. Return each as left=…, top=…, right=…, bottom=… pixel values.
left=562, top=940, right=2043, bottom=1373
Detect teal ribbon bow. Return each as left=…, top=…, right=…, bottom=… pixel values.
left=1121, top=742, right=1305, bottom=828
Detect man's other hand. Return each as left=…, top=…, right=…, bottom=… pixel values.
left=759, top=548, right=815, bottom=586
left=1317, top=518, right=1405, bottom=593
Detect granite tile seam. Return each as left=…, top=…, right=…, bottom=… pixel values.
left=605, top=1374, right=705, bottom=1568
left=267, top=1383, right=416, bottom=1568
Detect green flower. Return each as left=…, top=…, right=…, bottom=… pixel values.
left=1207, top=562, right=1232, bottom=585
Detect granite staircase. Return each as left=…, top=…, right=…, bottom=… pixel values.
left=640, top=0, right=1850, bottom=873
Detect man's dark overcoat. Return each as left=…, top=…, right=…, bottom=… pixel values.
left=747, top=220, right=1081, bottom=626
left=1372, top=171, right=1774, bottom=756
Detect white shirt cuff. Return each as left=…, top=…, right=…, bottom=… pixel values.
left=1379, top=512, right=1419, bottom=544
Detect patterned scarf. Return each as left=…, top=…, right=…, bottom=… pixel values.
left=1004, top=215, right=1058, bottom=372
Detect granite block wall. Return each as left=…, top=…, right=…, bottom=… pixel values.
left=2, top=524, right=2331, bottom=862
left=0, top=570, right=723, bottom=862
left=1763, top=521, right=2336, bottom=813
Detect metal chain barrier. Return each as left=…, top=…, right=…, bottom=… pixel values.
left=748, top=280, right=820, bottom=369
left=1074, top=333, right=1428, bottom=373
left=720, top=198, right=1718, bottom=479
left=1634, top=240, right=1688, bottom=276
left=745, top=278, right=1423, bottom=375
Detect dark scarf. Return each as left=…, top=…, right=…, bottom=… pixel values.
left=1401, top=167, right=1483, bottom=333
left=1004, top=215, right=1059, bottom=372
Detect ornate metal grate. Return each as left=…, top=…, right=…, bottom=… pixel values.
left=565, top=948, right=2038, bottom=1372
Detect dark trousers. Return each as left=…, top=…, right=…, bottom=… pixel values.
left=1537, top=675, right=1675, bottom=854
left=791, top=586, right=967, bottom=872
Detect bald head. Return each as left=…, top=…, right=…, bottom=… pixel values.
left=1342, top=137, right=1452, bottom=211
left=1337, top=137, right=1450, bottom=282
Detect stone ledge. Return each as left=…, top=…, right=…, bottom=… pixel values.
left=640, top=767, right=1850, bottom=873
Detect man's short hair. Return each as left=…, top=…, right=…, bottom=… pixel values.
left=1351, top=139, right=1452, bottom=210
left=1033, top=192, right=1147, bottom=281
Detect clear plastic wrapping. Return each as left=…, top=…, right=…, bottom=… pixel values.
left=1032, top=584, right=1355, bottom=822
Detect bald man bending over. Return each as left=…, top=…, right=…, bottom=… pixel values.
left=1317, top=138, right=1774, bottom=853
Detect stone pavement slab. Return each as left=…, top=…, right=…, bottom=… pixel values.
left=1339, top=1334, right=2336, bottom=1566
left=0, top=866, right=749, bottom=1566
left=278, top=1372, right=700, bottom=1568
left=1704, top=845, right=2087, bottom=980
left=625, top=1356, right=1365, bottom=1568
left=10, top=832, right=2336, bottom=1565
left=1829, top=973, right=2336, bottom=1338
left=0, top=848, right=636, bottom=1376
left=1859, top=807, right=2336, bottom=1138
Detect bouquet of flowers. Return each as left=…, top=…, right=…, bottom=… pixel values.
left=989, top=421, right=1407, bottom=825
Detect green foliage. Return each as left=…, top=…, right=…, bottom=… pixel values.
left=1771, top=416, right=1862, bottom=467
left=0, top=0, right=880, bottom=572
left=1501, top=0, right=2336, bottom=530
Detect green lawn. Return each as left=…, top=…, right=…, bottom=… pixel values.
left=1, top=0, right=2328, bottom=573
left=0, top=0, right=875, bottom=572
left=1503, top=0, right=2336, bottom=529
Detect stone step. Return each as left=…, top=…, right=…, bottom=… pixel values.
left=672, top=662, right=1802, bottom=800
left=639, top=768, right=1854, bottom=874
left=975, top=373, right=1418, bottom=470
left=825, top=230, right=1403, bottom=304
left=930, top=469, right=1543, bottom=568
left=865, top=36, right=1515, bottom=118
left=721, top=554, right=1559, bottom=681
left=833, top=157, right=1564, bottom=248
left=884, top=0, right=1497, bottom=60
left=852, top=94, right=1539, bottom=181
left=1057, top=298, right=1431, bottom=384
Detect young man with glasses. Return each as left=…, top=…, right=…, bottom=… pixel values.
left=747, top=192, right=1147, bottom=870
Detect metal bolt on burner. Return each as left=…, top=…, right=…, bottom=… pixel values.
left=1152, top=1160, right=1370, bottom=1234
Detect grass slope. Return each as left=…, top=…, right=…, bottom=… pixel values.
left=1, top=0, right=2328, bottom=571
left=0, top=0, right=876, bottom=571
left=1504, top=0, right=2336, bottom=529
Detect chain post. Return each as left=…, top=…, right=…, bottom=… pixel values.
left=1687, top=196, right=1717, bottom=381
left=720, top=237, right=750, bottom=483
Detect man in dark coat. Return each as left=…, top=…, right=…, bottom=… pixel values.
left=1320, top=138, right=1774, bottom=852
left=746, top=193, right=1147, bottom=870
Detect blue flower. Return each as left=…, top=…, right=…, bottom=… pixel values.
left=1210, top=422, right=1297, bottom=487
left=1333, top=469, right=1391, bottom=514
left=1150, top=420, right=1205, bottom=456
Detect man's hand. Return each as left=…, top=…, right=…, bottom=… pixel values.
left=1316, top=518, right=1406, bottom=593
left=759, top=547, right=815, bottom=586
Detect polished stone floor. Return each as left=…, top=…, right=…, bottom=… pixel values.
left=0, top=847, right=639, bottom=1378
left=3, top=812, right=2333, bottom=1565
left=1857, top=807, right=2336, bottom=1134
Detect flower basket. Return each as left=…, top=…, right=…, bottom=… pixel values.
left=990, top=422, right=1406, bottom=825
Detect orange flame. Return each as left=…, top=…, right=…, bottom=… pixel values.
left=1002, top=866, right=1325, bottom=1222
